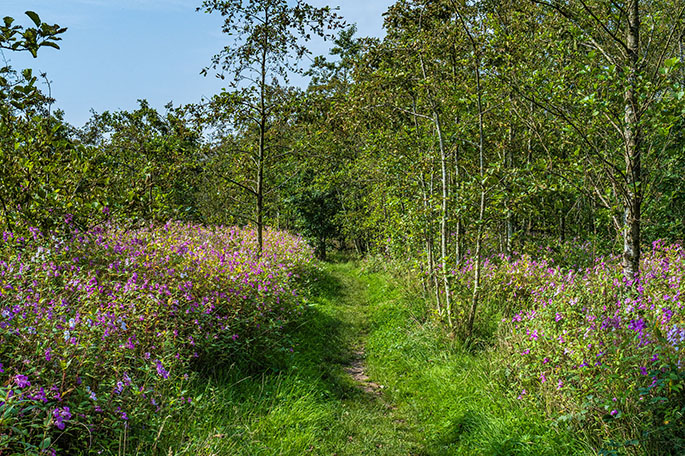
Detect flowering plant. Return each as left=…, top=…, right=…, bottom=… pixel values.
left=0, top=222, right=313, bottom=454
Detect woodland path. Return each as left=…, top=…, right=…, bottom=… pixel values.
left=173, top=261, right=422, bottom=455
left=309, top=261, right=420, bottom=455
left=172, top=261, right=582, bottom=455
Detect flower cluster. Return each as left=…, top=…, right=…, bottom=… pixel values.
left=449, top=241, right=684, bottom=436
left=0, top=222, right=313, bottom=454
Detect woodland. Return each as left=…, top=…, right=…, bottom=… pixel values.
left=1, top=0, right=684, bottom=455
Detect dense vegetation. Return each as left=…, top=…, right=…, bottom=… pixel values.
left=0, top=223, right=312, bottom=453
left=1, top=0, right=684, bottom=454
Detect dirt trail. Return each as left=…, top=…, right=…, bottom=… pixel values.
left=317, top=262, right=417, bottom=455
left=343, top=348, right=384, bottom=396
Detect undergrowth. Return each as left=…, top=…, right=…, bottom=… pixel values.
left=152, top=260, right=590, bottom=455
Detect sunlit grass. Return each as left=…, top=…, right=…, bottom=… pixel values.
left=152, top=261, right=591, bottom=455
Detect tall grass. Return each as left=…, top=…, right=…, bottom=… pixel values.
left=359, top=266, right=589, bottom=455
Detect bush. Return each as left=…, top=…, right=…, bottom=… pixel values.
left=449, top=242, right=685, bottom=453
left=0, top=222, right=313, bottom=454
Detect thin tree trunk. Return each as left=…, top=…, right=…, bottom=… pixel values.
left=434, top=112, right=453, bottom=328
left=454, top=143, right=463, bottom=264
left=505, top=106, right=514, bottom=256
left=414, top=94, right=443, bottom=317
left=462, top=13, right=485, bottom=339
left=622, top=0, right=641, bottom=281
left=421, top=173, right=442, bottom=316
left=417, top=43, right=453, bottom=327
left=256, top=105, right=265, bottom=257
left=0, top=194, right=13, bottom=233
left=256, top=11, right=268, bottom=258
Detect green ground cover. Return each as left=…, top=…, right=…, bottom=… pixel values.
left=159, top=261, right=588, bottom=455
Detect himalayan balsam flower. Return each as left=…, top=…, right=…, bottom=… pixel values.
left=15, top=375, right=30, bottom=388
left=155, top=360, right=169, bottom=379
left=52, top=406, right=72, bottom=430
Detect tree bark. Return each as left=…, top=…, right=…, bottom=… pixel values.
left=420, top=173, right=442, bottom=316
left=256, top=9, right=269, bottom=258
left=465, top=19, right=485, bottom=339
left=434, top=111, right=453, bottom=328
left=622, top=0, right=641, bottom=281
left=505, top=104, right=514, bottom=256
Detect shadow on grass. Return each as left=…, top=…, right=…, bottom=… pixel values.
left=144, top=265, right=376, bottom=454
left=308, top=263, right=346, bottom=301
left=434, top=409, right=486, bottom=447
left=200, top=265, right=354, bottom=384
left=324, top=250, right=360, bottom=265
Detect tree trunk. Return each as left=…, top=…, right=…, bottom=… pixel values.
left=466, top=27, right=485, bottom=339
left=455, top=219, right=463, bottom=264
left=622, top=0, right=641, bottom=281
left=454, top=143, right=463, bottom=264
left=420, top=174, right=442, bottom=316
left=256, top=118, right=265, bottom=257
left=317, top=237, right=327, bottom=261
left=505, top=110, right=514, bottom=256
left=434, top=111, right=453, bottom=328
left=256, top=13, right=268, bottom=258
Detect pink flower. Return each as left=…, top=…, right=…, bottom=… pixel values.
left=15, top=375, right=30, bottom=388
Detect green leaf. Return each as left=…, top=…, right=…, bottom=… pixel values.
left=25, top=11, right=41, bottom=27
left=39, top=437, right=51, bottom=450
left=664, top=57, right=680, bottom=68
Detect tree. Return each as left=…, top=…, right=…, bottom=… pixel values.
left=0, top=11, right=65, bottom=57
left=198, top=0, right=343, bottom=255
left=509, top=0, right=685, bottom=280
left=287, top=175, right=341, bottom=260
left=79, top=101, right=203, bottom=223
left=0, top=13, right=105, bottom=233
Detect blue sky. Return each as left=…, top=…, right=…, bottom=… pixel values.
left=3, top=0, right=394, bottom=127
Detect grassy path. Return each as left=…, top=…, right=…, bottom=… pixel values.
left=162, top=261, right=418, bottom=455
left=162, top=261, right=586, bottom=455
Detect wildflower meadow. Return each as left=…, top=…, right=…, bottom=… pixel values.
left=0, top=223, right=312, bottom=454
left=447, top=241, right=685, bottom=452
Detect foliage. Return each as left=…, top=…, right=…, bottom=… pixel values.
left=442, top=242, right=685, bottom=454
left=0, top=11, right=65, bottom=58
left=79, top=101, right=203, bottom=224
left=197, top=0, right=344, bottom=254
left=354, top=259, right=587, bottom=455
left=2, top=2, right=685, bottom=454
left=0, top=12, right=105, bottom=234
left=0, top=223, right=312, bottom=454
left=286, top=174, right=342, bottom=260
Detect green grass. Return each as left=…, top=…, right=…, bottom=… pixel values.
left=139, top=261, right=591, bottom=455
left=145, top=261, right=417, bottom=455
left=360, top=269, right=591, bottom=455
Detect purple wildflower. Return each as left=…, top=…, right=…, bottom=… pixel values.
left=15, top=375, right=30, bottom=388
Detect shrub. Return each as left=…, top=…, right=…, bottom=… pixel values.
left=449, top=242, right=684, bottom=453
left=0, top=222, right=313, bottom=454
